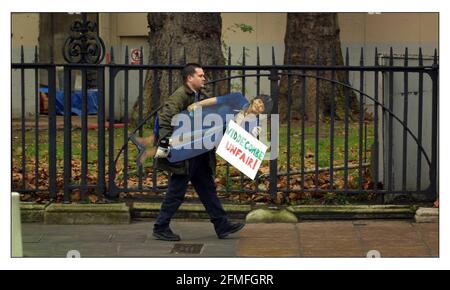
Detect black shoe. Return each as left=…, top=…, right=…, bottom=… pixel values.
left=218, top=222, right=245, bottom=239
left=153, top=228, right=181, bottom=241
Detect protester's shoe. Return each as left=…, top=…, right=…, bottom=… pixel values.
left=217, top=222, right=245, bottom=239
left=153, top=228, right=181, bottom=241
left=130, top=135, right=146, bottom=167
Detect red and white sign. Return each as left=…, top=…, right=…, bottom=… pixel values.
left=130, top=48, right=142, bottom=65
left=216, top=120, right=268, bottom=180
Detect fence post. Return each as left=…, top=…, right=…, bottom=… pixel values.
left=97, top=67, right=106, bottom=198
left=48, top=66, right=57, bottom=201
left=429, top=52, right=439, bottom=201
left=107, top=66, right=118, bottom=198
left=269, top=69, right=280, bottom=201
left=63, top=67, right=72, bottom=203
left=12, top=192, right=23, bottom=257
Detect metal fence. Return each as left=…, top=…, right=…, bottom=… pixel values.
left=11, top=45, right=439, bottom=204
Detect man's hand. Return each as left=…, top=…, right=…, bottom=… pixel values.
left=154, top=137, right=172, bottom=158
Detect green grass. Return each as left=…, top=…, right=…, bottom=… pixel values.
left=277, top=121, right=374, bottom=168
left=12, top=126, right=156, bottom=176
left=12, top=120, right=374, bottom=187
left=213, top=120, right=374, bottom=189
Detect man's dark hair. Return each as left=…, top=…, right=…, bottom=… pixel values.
left=182, top=63, right=202, bottom=83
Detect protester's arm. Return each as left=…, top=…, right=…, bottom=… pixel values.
left=187, top=97, right=217, bottom=112
left=187, top=92, right=249, bottom=113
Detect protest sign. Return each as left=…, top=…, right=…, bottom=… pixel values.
left=216, top=120, right=268, bottom=180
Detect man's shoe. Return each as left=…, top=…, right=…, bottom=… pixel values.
left=218, top=222, right=245, bottom=239
left=153, top=228, right=181, bottom=241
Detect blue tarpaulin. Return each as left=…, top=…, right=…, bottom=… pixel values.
left=39, top=88, right=98, bottom=116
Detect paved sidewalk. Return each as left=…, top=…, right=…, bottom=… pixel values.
left=22, top=220, right=438, bottom=258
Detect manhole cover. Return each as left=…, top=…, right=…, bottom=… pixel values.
left=171, top=243, right=204, bottom=254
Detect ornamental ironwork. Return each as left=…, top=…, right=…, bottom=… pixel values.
left=62, top=13, right=105, bottom=64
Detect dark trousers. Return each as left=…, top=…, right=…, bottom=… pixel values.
left=153, top=153, right=229, bottom=234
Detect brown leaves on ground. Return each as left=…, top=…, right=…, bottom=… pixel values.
left=13, top=157, right=375, bottom=205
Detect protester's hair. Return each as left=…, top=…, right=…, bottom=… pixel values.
left=251, top=94, right=273, bottom=114
left=182, top=63, right=202, bottom=83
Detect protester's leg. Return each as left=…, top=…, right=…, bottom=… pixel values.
left=137, top=146, right=156, bottom=165
left=190, top=155, right=229, bottom=234
left=131, top=135, right=156, bottom=166
left=153, top=173, right=190, bottom=232
left=136, top=135, right=154, bottom=147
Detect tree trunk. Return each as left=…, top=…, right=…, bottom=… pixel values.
left=278, top=13, right=358, bottom=123
left=130, top=13, right=227, bottom=127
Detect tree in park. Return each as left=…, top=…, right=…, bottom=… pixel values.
left=278, top=13, right=358, bottom=123
left=130, top=13, right=228, bottom=127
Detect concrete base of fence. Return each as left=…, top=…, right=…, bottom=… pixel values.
left=415, top=207, right=439, bottom=223
left=132, top=202, right=251, bottom=220
left=384, top=192, right=436, bottom=203
left=291, top=205, right=417, bottom=220
left=245, top=208, right=298, bottom=223
left=19, top=202, right=421, bottom=224
left=44, top=203, right=130, bottom=224
left=20, top=202, right=49, bottom=223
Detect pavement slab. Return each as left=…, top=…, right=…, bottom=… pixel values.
left=21, top=220, right=438, bottom=258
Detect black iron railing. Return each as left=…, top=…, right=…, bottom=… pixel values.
left=11, top=45, right=439, bottom=205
